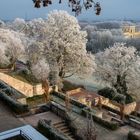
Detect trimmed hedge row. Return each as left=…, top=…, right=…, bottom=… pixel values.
left=128, top=131, right=140, bottom=140
left=52, top=92, right=86, bottom=108
left=102, top=105, right=120, bottom=115
left=0, top=91, right=29, bottom=114
left=52, top=92, right=119, bottom=130
left=82, top=108, right=119, bottom=130
left=38, top=120, right=68, bottom=140
left=52, top=92, right=65, bottom=100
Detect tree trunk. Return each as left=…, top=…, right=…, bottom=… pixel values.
left=98, top=96, right=102, bottom=110
left=57, top=77, right=64, bottom=92
left=120, top=104, right=125, bottom=120
left=10, top=62, right=16, bottom=71
left=114, top=74, right=128, bottom=95
left=42, top=79, right=50, bottom=103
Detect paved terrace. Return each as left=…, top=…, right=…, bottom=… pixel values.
left=19, top=111, right=63, bottom=127
left=0, top=101, right=23, bottom=132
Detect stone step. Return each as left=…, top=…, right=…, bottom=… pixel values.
left=53, top=121, right=76, bottom=140
left=65, top=131, right=72, bottom=136
left=53, top=122, right=66, bottom=128
left=61, top=128, right=70, bottom=133
left=53, top=121, right=65, bottom=126
left=59, top=126, right=69, bottom=130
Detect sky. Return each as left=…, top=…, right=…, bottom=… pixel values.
left=0, top=0, right=140, bottom=21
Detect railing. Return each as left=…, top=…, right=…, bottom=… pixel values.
left=20, top=130, right=32, bottom=140
left=0, top=129, right=32, bottom=140
left=0, top=129, right=20, bottom=139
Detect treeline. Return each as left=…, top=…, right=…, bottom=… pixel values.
left=81, top=21, right=140, bottom=53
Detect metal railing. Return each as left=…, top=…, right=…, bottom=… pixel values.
left=0, top=129, right=32, bottom=140
left=20, top=130, right=32, bottom=140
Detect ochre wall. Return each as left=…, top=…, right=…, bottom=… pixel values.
left=0, top=72, right=43, bottom=97
left=100, top=96, right=136, bottom=115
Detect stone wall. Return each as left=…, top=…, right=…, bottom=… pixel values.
left=123, top=102, right=136, bottom=115
left=0, top=72, right=43, bottom=97
left=101, top=96, right=136, bottom=115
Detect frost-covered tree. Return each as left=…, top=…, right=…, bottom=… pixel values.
left=44, top=10, right=95, bottom=86
left=87, top=30, right=114, bottom=53
left=31, top=59, right=50, bottom=102
left=0, top=19, right=5, bottom=28
left=11, top=18, right=26, bottom=31
left=10, top=18, right=47, bottom=41
left=95, top=21, right=121, bottom=29
left=126, top=38, right=140, bottom=52
left=83, top=24, right=125, bottom=53
left=26, top=18, right=47, bottom=40
left=25, top=41, right=44, bottom=67
left=0, top=42, right=9, bottom=67
left=95, top=43, right=140, bottom=98
left=0, top=29, right=25, bottom=69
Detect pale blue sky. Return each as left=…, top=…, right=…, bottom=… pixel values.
left=0, top=0, right=140, bottom=21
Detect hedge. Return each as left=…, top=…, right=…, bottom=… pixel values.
left=52, top=92, right=65, bottom=100
left=98, top=87, right=135, bottom=104
left=27, top=94, right=44, bottom=101
left=52, top=92, right=86, bottom=108
left=0, top=91, right=29, bottom=114
left=70, top=99, right=86, bottom=108
left=102, top=105, right=120, bottom=115
left=82, top=108, right=119, bottom=130
left=38, top=120, right=68, bottom=140
left=128, top=131, right=140, bottom=140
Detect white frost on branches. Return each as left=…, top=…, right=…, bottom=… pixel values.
left=0, top=42, right=9, bottom=66
left=31, top=59, right=50, bottom=81
left=0, top=28, right=25, bottom=67
left=25, top=41, right=44, bottom=66
left=95, top=43, right=140, bottom=97
left=45, top=10, right=95, bottom=78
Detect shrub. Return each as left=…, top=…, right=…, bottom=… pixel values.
left=98, top=87, right=135, bottom=104
left=128, top=131, right=140, bottom=140
left=125, top=94, right=135, bottom=104
left=27, top=95, right=44, bottom=101
left=71, top=99, right=86, bottom=108
left=114, top=94, right=125, bottom=104
left=0, top=92, right=29, bottom=114
left=52, top=91, right=86, bottom=108
left=98, top=87, right=116, bottom=99
left=52, top=92, right=65, bottom=100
